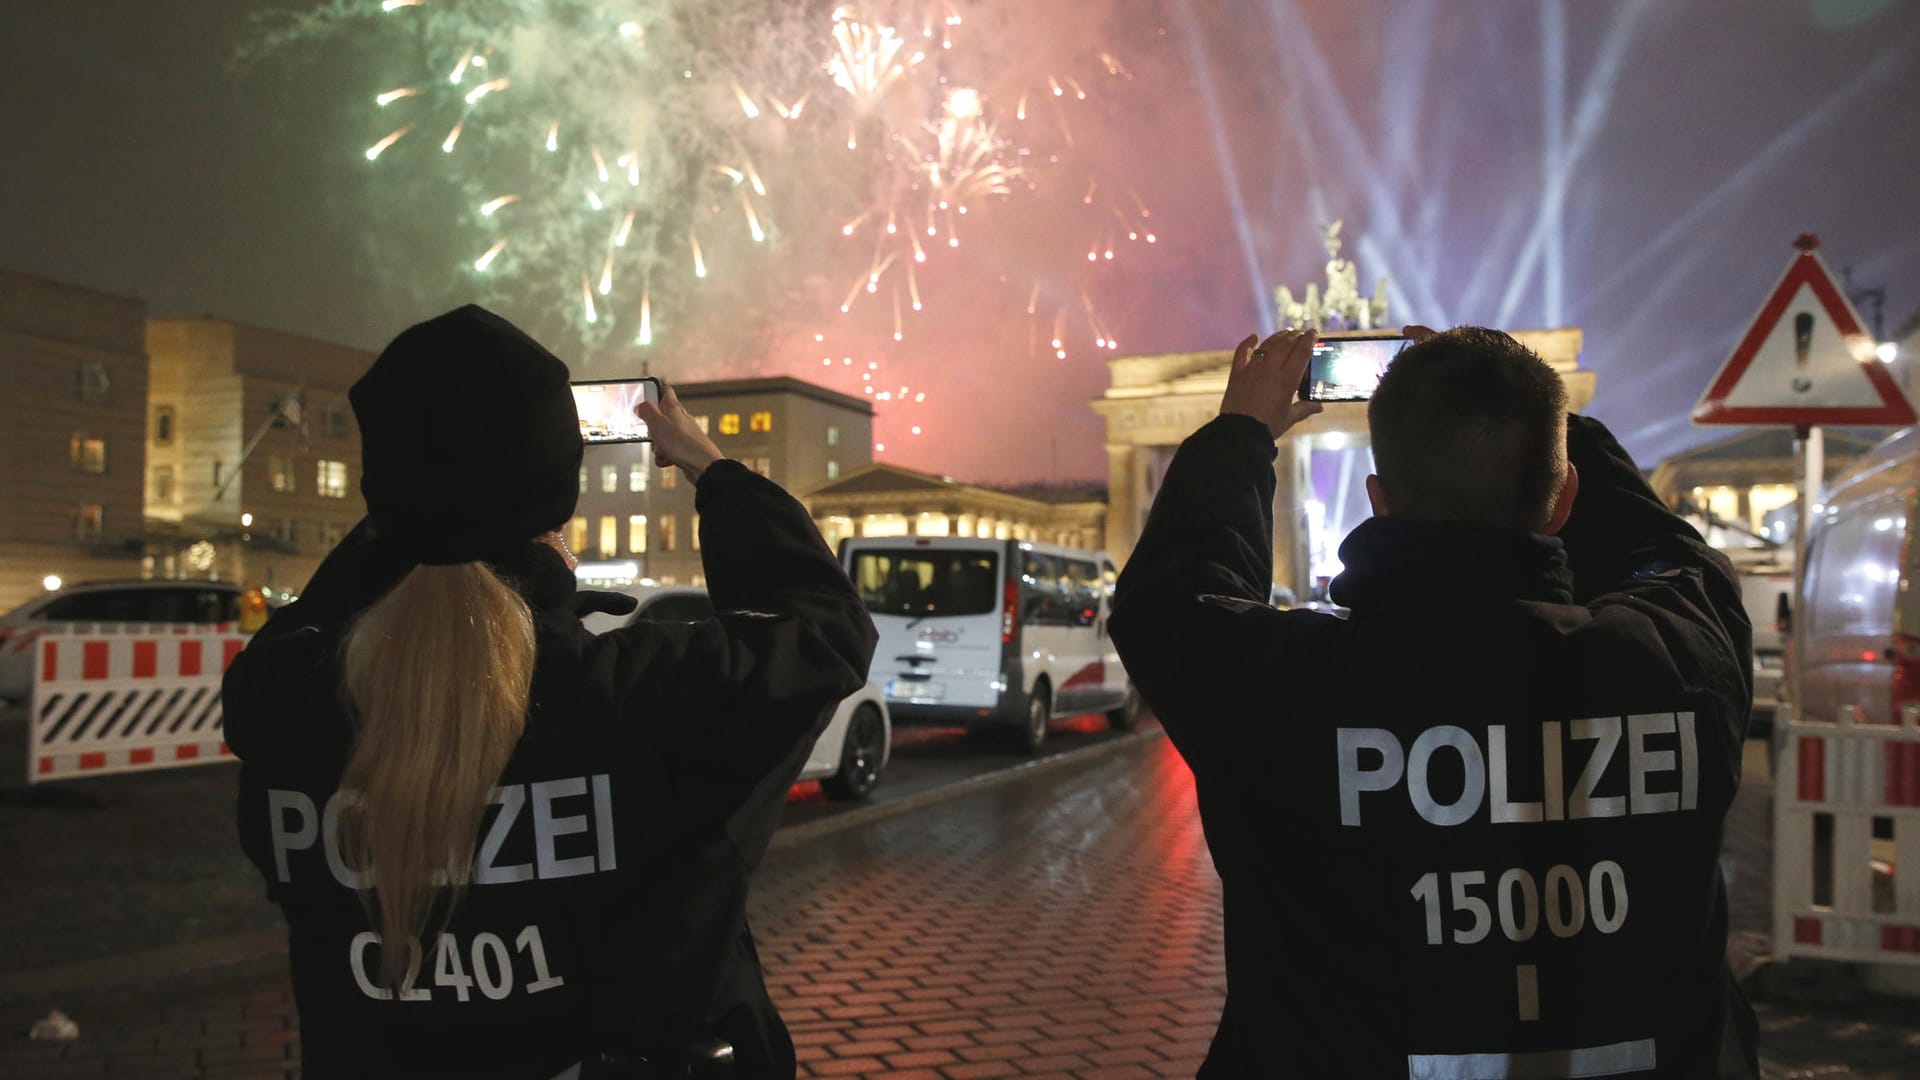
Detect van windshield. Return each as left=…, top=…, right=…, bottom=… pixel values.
left=852, top=550, right=999, bottom=617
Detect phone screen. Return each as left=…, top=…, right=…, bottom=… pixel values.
left=572, top=378, right=661, bottom=443
left=1300, top=335, right=1409, bottom=403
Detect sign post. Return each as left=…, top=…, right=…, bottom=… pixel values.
left=1692, top=234, right=1914, bottom=725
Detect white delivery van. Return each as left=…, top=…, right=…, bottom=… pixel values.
left=1796, top=426, right=1920, bottom=732
left=840, top=536, right=1136, bottom=753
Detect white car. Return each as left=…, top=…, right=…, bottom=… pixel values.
left=579, top=584, right=891, bottom=801
left=0, top=580, right=257, bottom=704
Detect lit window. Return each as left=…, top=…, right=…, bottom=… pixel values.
left=628, top=462, right=647, bottom=492
left=826, top=425, right=840, bottom=447
left=316, top=460, right=349, bottom=498
left=601, top=465, right=619, bottom=493
left=719, top=413, right=741, bottom=435
left=598, top=515, right=618, bottom=557
left=579, top=468, right=588, bottom=494
left=268, top=455, right=295, bottom=493
left=568, top=516, right=588, bottom=554
left=74, top=505, right=104, bottom=542
left=751, top=457, right=772, bottom=477
left=70, top=433, right=106, bottom=474
left=750, top=411, right=773, bottom=433
left=661, top=514, right=678, bottom=552
left=660, top=468, right=678, bottom=491
left=152, top=407, right=175, bottom=446
left=629, top=514, right=648, bottom=553
left=153, top=466, right=175, bottom=503
left=692, top=513, right=700, bottom=551
left=694, top=415, right=709, bottom=434
left=826, top=460, right=839, bottom=481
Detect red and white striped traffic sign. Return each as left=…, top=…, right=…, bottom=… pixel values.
left=1694, top=235, right=1914, bottom=428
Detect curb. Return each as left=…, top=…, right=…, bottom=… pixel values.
left=770, top=726, right=1165, bottom=851
left=0, top=729, right=1168, bottom=1004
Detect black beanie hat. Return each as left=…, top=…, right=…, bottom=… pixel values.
left=350, top=305, right=583, bottom=566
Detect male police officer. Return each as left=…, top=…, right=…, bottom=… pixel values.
left=1110, top=327, right=1758, bottom=1077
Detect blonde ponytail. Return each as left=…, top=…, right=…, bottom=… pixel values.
left=339, top=561, right=535, bottom=989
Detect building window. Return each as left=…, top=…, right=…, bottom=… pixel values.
left=826, top=425, right=840, bottom=447
left=694, top=415, right=709, bottom=434
left=629, top=515, right=648, bottom=553
left=325, top=405, right=350, bottom=438
left=268, top=455, right=295, bottom=493
left=598, top=515, right=618, bottom=557
left=692, top=514, right=701, bottom=551
left=718, top=413, right=741, bottom=436
left=568, top=516, right=588, bottom=555
left=321, top=521, right=346, bottom=548
left=213, top=459, right=224, bottom=489
left=750, top=411, right=773, bottom=433
left=316, top=460, right=348, bottom=498
left=628, top=462, right=648, bottom=493
left=748, top=456, right=771, bottom=478
left=153, top=407, right=175, bottom=446
left=660, top=514, right=678, bottom=552
left=660, top=468, right=678, bottom=491
left=601, top=465, right=620, bottom=493
left=74, top=362, right=110, bottom=401
left=275, top=519, right=300, bottom=546
left=74, top=505, right=104, bottom=542
left=70, top=433, right=107, bottom=474
left=826, top=459, right=839, bottom=481
left=579, top=468, right=588, bottom=494
left=153, top=466, right=175, bottom=503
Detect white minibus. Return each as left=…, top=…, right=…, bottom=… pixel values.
left=839, top=536, right=1136, bottom=752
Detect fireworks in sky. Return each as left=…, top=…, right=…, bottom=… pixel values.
left=254, top=0, right=1156, bottom=430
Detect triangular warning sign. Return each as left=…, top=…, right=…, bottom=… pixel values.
left=1693, top=244, right=1914, bottom=427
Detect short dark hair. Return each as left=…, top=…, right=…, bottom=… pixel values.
left=1366, top=327, right=1569, bottom=531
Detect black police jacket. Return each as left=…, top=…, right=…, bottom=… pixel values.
left=225, top=460, right=877, bottom=1079
left=1110, top=414, right=1759, bottom=1078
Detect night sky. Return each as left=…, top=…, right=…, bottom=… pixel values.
left=4, top=0, right=1917, bottom=485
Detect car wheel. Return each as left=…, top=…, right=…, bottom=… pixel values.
left=821, top=704, right=886, bottom=801
left=1019, top=682, right=1051, bottom=755
left=1106, top=685, right=1140, bottom=732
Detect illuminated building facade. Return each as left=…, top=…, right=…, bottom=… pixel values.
left=144, top=319, right=374, bottom=594
left=800, top=465, right=1106, bottom=555
left=0, top=273, right=151, bottom=612
left=571, top=376, right=873, bottom=586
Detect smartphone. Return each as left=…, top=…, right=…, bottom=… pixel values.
left=571, top=377, right=662, bottom=443
left=1298, top=333, right=1411, bottom=403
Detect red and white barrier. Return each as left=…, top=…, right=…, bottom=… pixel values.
left=1773, top=704, right=1920, bottom=965
left=27, top=623, right=249, bottom=784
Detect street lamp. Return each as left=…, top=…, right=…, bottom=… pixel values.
left=1877, top=342, right=1898, bottom=364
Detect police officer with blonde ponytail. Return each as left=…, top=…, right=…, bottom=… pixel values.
left=224, top=305, right=877, bottom=1079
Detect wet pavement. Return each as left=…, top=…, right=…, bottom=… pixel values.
left=2, top=709, right=1917, bottom=1078
left=0, top=707, right=1143, bottom=988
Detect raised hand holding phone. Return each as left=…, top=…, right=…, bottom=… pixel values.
left=632, top=381, right=724, bottom=482
left=1220, top=329, right=1324, bottom=441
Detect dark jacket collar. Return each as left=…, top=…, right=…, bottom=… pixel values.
left=1328, top=516, right=1574, bottom=614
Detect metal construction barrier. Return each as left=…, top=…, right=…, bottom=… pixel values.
left=27, top=622, right=249, bottom=784
left=1773, top=704, right=1920, bottom=964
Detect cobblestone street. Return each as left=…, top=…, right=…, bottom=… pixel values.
left=3, top=730, right=1917, bottom=1078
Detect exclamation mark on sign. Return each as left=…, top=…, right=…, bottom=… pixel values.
left=1517, top=964, right=1540, bottom=1022
left=1792, top=311, right=1815, bottom=394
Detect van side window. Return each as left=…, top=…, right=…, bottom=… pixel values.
left=1805, top=501, right=1905, bottom=638
left=1063, top=558, right=1101, bottom=626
